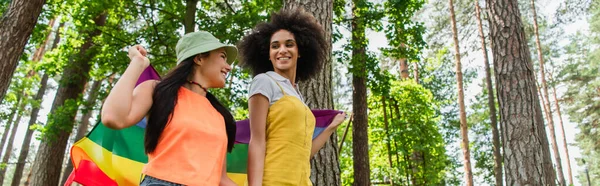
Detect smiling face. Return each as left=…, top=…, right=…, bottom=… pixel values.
left=196, top=47, right=231, bottom=88
left=269, top=29, right=299, bottom=73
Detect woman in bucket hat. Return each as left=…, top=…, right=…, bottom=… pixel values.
left=102, top=31, right=238, bottom=186
left=238, top=8, right=346, bottom=186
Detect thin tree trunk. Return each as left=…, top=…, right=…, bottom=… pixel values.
left=350, top=0, right=370, bottom=185
left=0, top=0, right=47, bottom=103
left=59, top=79, right=103, bottom=186
left=0, top=96, right=21, bottom=159
left=30, top=13, right=107, bottom=186
left=536, top=81, right=549, bottom=122
left=405, top=154, right=410, bottom=185
left=448, top=0, right=474, bottom=185
left=390, top=99, right=404, bottom=185
left=283, top=1, right=339, bottom=185
left=413, top=62, right=419, bottom=84
left=184, top=0, right=198, bottom=33
left=11, top=74, right=48, bottom=186
left=474, top=2, right=503, bottom=186
left=549, top=74, right=574, bottom=186
left=485, top=0, right=557, bottom=184
left=11, top=21, right=63, bottom=186
left=0, top=98, right=27, bottom=183
left=382, top=96, right=394, bottom=185
left=530, top=0, right=565, bottom=185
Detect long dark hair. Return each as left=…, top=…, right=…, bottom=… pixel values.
left=145, top=53, right=236, bottom=154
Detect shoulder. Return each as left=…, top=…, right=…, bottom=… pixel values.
left=249, top=73, right=279, bottom=101
left=251, top=73, right=271, bottom=83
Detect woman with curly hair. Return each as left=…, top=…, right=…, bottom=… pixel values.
left=238, top=8, right=346, bottom=186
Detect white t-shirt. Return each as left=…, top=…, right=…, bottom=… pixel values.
left=248, top=71, right=304, bottom=105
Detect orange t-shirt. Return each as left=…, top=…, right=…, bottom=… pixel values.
left=143, top=87, right=227, bottom=185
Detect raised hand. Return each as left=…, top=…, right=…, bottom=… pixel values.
left=128, top=45, right=150, bottom=68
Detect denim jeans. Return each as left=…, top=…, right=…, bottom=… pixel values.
left=140, top=175, right=183, bottom=186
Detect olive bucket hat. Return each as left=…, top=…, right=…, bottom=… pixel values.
left=176, top=31, right=238, bottom=65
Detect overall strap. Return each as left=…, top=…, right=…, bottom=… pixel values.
left=265, top=74, right=287, bottom=95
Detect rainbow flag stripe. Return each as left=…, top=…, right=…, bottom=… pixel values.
left=65, top=66, right=341, bottom=186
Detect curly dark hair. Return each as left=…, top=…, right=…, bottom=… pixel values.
left=237, top=8, right=327, bottom=81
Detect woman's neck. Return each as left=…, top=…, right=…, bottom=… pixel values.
left=186, top=73, right=208, bottom=96
left=274, top=69, right=297, bottom=86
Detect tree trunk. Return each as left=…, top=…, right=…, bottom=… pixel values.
left=0, top=19, right=58, bottom=184
left=11, top=21, right=63, bottom=186
left=400, top=59, right=409, bottom=79
left=448, top=0, right=474, bottom=185
left=30, top=13, right=107, bottom=186
left=59, top=79, right=103, bottom=186
left=530, top=0, right=565, bottom=185
left=184, top=0, right=198, bottom=33
left=536, top=81, right=548, bottom=122
left=282, top=1, right=339, bottom=185
left=413, top=62, right=419, bottom=84
left=549, top=75, right=574, bottom=186
left=381, top=96, right=394, bottom=185
left=0, top=95, right=21, bottom=159
left=485, top=0, right=557, bottom=184
left=474, top=2, right=503, bottom=186
left=0, top=18, right=58, bottom=184
left=350, top=0, right=370, bottom=185
left=0, top=0, right=46, bottom=103
left=390, top=99, right=403, bottom=184
left=0, top=98, right=27, bottom=183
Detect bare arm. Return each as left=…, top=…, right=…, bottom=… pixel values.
left=311, top=113, right=346, bottom=157
left=247, top=95, right=269, bottom=186
left=220, top=154, right=237, bottom=186
left=101, top=45, right=155, bottom=129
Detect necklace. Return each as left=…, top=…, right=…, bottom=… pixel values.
left=188, top=80, right=208, bottom=93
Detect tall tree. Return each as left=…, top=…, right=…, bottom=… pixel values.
left=0, top=0, right=46, bottom=103
left=530, top=0, right=565, bottom=185
left=474, top=1, right=502, bottom=185
left=0, top=97, right=27, bottom=183
left=282, top=1, right=339, bottom=185
left=380, top=96, right=394, bottom=185
left=30, top=10, right=108, bottom=185
left=11, top=21, right=63, bottom=186
left=549, top=74, right=574, bottom=186
left=350, top=0, right=370, bottom=184
left=485, top=0, right=557, bottom=184
left=448, top=0, right=474, bottom=185
left=0, top=18, right=58, bottom=184
left=0, top=95, right=21, bottom=160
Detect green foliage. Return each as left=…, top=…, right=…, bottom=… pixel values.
left=368, top=79, right=448, bottom=185
left=0, top=0, right=8, bottom=15
left=39, top=97, right=82, bottom=141
left=553, top=1, right=600, bottom=184
left=382, top=0, right=426, bottom=62
left=559, top=31, right=600, bottom=185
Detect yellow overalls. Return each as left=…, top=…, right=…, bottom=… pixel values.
left=262, top=75, right=316, bottom=186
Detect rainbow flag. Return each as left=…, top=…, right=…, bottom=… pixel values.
left=65, top=65, right=342, bottom=186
